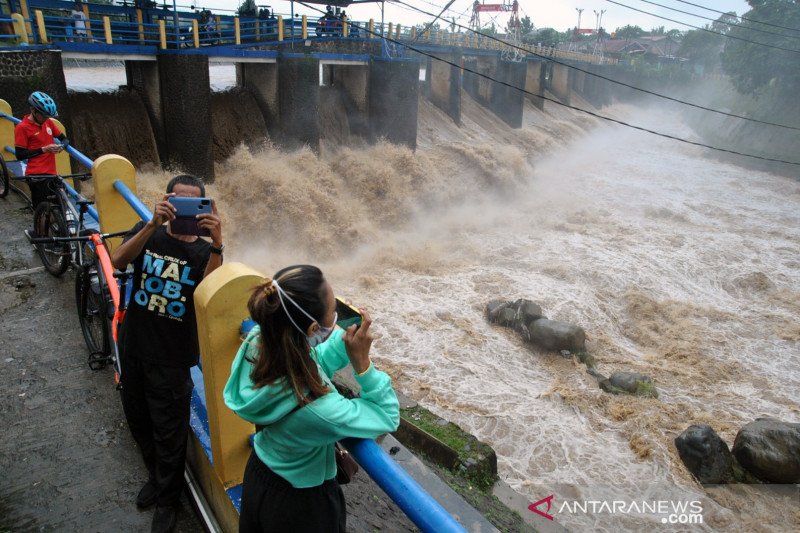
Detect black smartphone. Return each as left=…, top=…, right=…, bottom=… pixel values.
left=168, top=197, right=212, bottom=236
left=335, top=298, right=363, bottom=330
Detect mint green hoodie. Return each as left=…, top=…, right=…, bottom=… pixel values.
left=223, top=325, right=400, bottom=488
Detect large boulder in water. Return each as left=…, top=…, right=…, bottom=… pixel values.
left=485, top=299, right=545, bottom=335
left=528, top=318, right=586, bottom=352
left=603, top=371, right=658, bottom=397
left=732, top=417, right=800, bottom=483
left=675, top=425, right=733, bottom=484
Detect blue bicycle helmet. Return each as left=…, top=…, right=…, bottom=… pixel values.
left=28, top=91, right=58, bottom=117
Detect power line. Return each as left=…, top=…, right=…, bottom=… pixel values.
left=635, top=0, right=800, bottom=41
left=298, top=3, right=800, bottom=167
left=606, top=0, right=800, bottom=54
left=672, top=0, right=800, bottom=34
left=391, top=0, right=800, bottom=132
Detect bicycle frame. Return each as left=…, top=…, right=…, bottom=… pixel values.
left=89, top=232, right=127, bottom=387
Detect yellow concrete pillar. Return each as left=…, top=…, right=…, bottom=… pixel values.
left=301, top=15, right=307, bottom=39
left=194, top=262, right=265, bottom=488
left=158, top=20, right=166, bottom=49
left=255, top=16, right=260, bottom=41
left=215, top=14, right=221, bottom=38
left=51, top=118, right=72, bottom=179
left=192, top=20, right=199, bottom=48
left=0, top=100, right=17, bottom=165
left=277, top=15, right=283, bottom=41
left=342, top=16, right=348, bottom=38
left=368, top=18, right=374, bottom=38
left=103, top=16, right=112, bottom=44
left=82, top=4, right=93, bottom=40
left=92, top=154, right=140, bottom=245
left=387, top=22, right=392, bottom=39
left=410, top=26, right=416, bottom=41
left=11, top=13, right=28, bottom=45
left=34, top=10, right=46, bottom=44
left=136, top=9, right=144, bottom=43
left=18, top=0, right=32, bottom=39
left=234, top=17, right=240, bottom=45
left=395, top=24, right=401, bottom=40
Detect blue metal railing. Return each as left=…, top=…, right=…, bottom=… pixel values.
left=343, top=438, right=468, bottom=533
left=113, top=179, right=152, bottom=221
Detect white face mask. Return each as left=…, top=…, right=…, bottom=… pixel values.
left=272, top=280, right=336, bottom=348
left=307, top=312, right=337, bottom=348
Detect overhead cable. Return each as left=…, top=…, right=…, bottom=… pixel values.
left=606, top=0, right=800, bottom=54
left=672, top=0, right=800, bottom=34
left=634, top=0, right=800, bottom=41
left=391, top=0, right=800, bottom=132
left=298, top=3, right=800, bottom=167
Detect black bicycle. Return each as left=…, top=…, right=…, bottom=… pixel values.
left=29, top=220, right=131, bottom=386
left=15, top=172, right=95, bottom=276
left=0, top=155, right=9, bottom=198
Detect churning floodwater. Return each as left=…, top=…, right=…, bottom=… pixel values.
left=69, top=59, right=799, bottom=531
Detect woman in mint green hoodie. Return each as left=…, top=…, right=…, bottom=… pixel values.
left=223, top=265, right=400, bottom=532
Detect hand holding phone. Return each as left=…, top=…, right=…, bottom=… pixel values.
left=335, top=298, right=363, bottom=330
left=168, top=196, right=212, bottom=236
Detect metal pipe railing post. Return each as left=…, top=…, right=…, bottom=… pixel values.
left=113, top=179, right=153, bottom=221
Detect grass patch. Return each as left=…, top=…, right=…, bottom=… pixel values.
left=400, top=405, right=498, bottom=491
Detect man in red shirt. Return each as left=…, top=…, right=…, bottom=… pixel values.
left=14, top=91, right=69, bottom=210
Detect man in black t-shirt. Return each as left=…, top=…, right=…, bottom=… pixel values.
left=111, top=174, right=224, bottom=533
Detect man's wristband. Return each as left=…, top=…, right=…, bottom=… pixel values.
left=210, top=243, right=225, bottom=255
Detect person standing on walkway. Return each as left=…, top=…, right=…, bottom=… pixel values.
left=111, top=174, right=224, bottom=533
left=13, top=91, right=68, bottom=217
left=71, top=1, right=87, bottom=42
left=224, top=266, right=400, bottom=532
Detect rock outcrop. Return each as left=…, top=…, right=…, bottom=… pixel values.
left=732, top=417, right=800, bottom=484
left=675, top=424, right=733, bottom=484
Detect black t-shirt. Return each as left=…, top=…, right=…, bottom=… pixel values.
left=120, top=222, right=211, bottom=368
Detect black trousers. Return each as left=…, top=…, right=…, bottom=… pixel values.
left=239, top=452, right=346, bottom=533
left=120, top=355, right=194, bottom=507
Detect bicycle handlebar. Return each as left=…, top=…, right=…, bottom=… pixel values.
left=28, top=230, right=129, bottom=244
left=13, top=173, right=93, bottom=183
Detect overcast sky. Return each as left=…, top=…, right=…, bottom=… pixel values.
left=192, top=0, right=753, bottom=34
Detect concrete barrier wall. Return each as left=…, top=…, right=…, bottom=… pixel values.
left=427, top=51, right=461, bottom=125
left=550, top=62, right=571, bottom=105
left=236, top=62, right=279, bottom=138
left=335, top=64, right=370, bottom=138
left=157, top=54, right=214, bottom=180
left=525, top=59, right=545, bottom=110
left=0, top=50, right=71, bottom=134
left=369, top=58, right=419, bottom=149
left=126, top=60, right=165, bottom=162
left=278, top=56, right=321, bottom=151
left=491, top=60, right=526, bottom=129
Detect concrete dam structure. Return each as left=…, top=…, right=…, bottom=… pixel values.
left=0, top=41, right=612, bottom=182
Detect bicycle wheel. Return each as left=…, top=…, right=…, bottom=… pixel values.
left=75, top=262, right=111, bottom=367
left=33, top=202, right=71, bottom=277
left=0, top=156, right=9, bottom=198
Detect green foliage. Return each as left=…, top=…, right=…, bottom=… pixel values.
left=721, top=0, right=800, bottom=96
left=651, top=25, right=666, bottom=36
left=615, top=24, right=645, bottom=38
left=520, top=15, right=533, bottom=36
left=530, top=27, right=563, bottom=47
left=238, top=0, right=257, bottom=18
left=679, top=27, right=724, bottom=71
